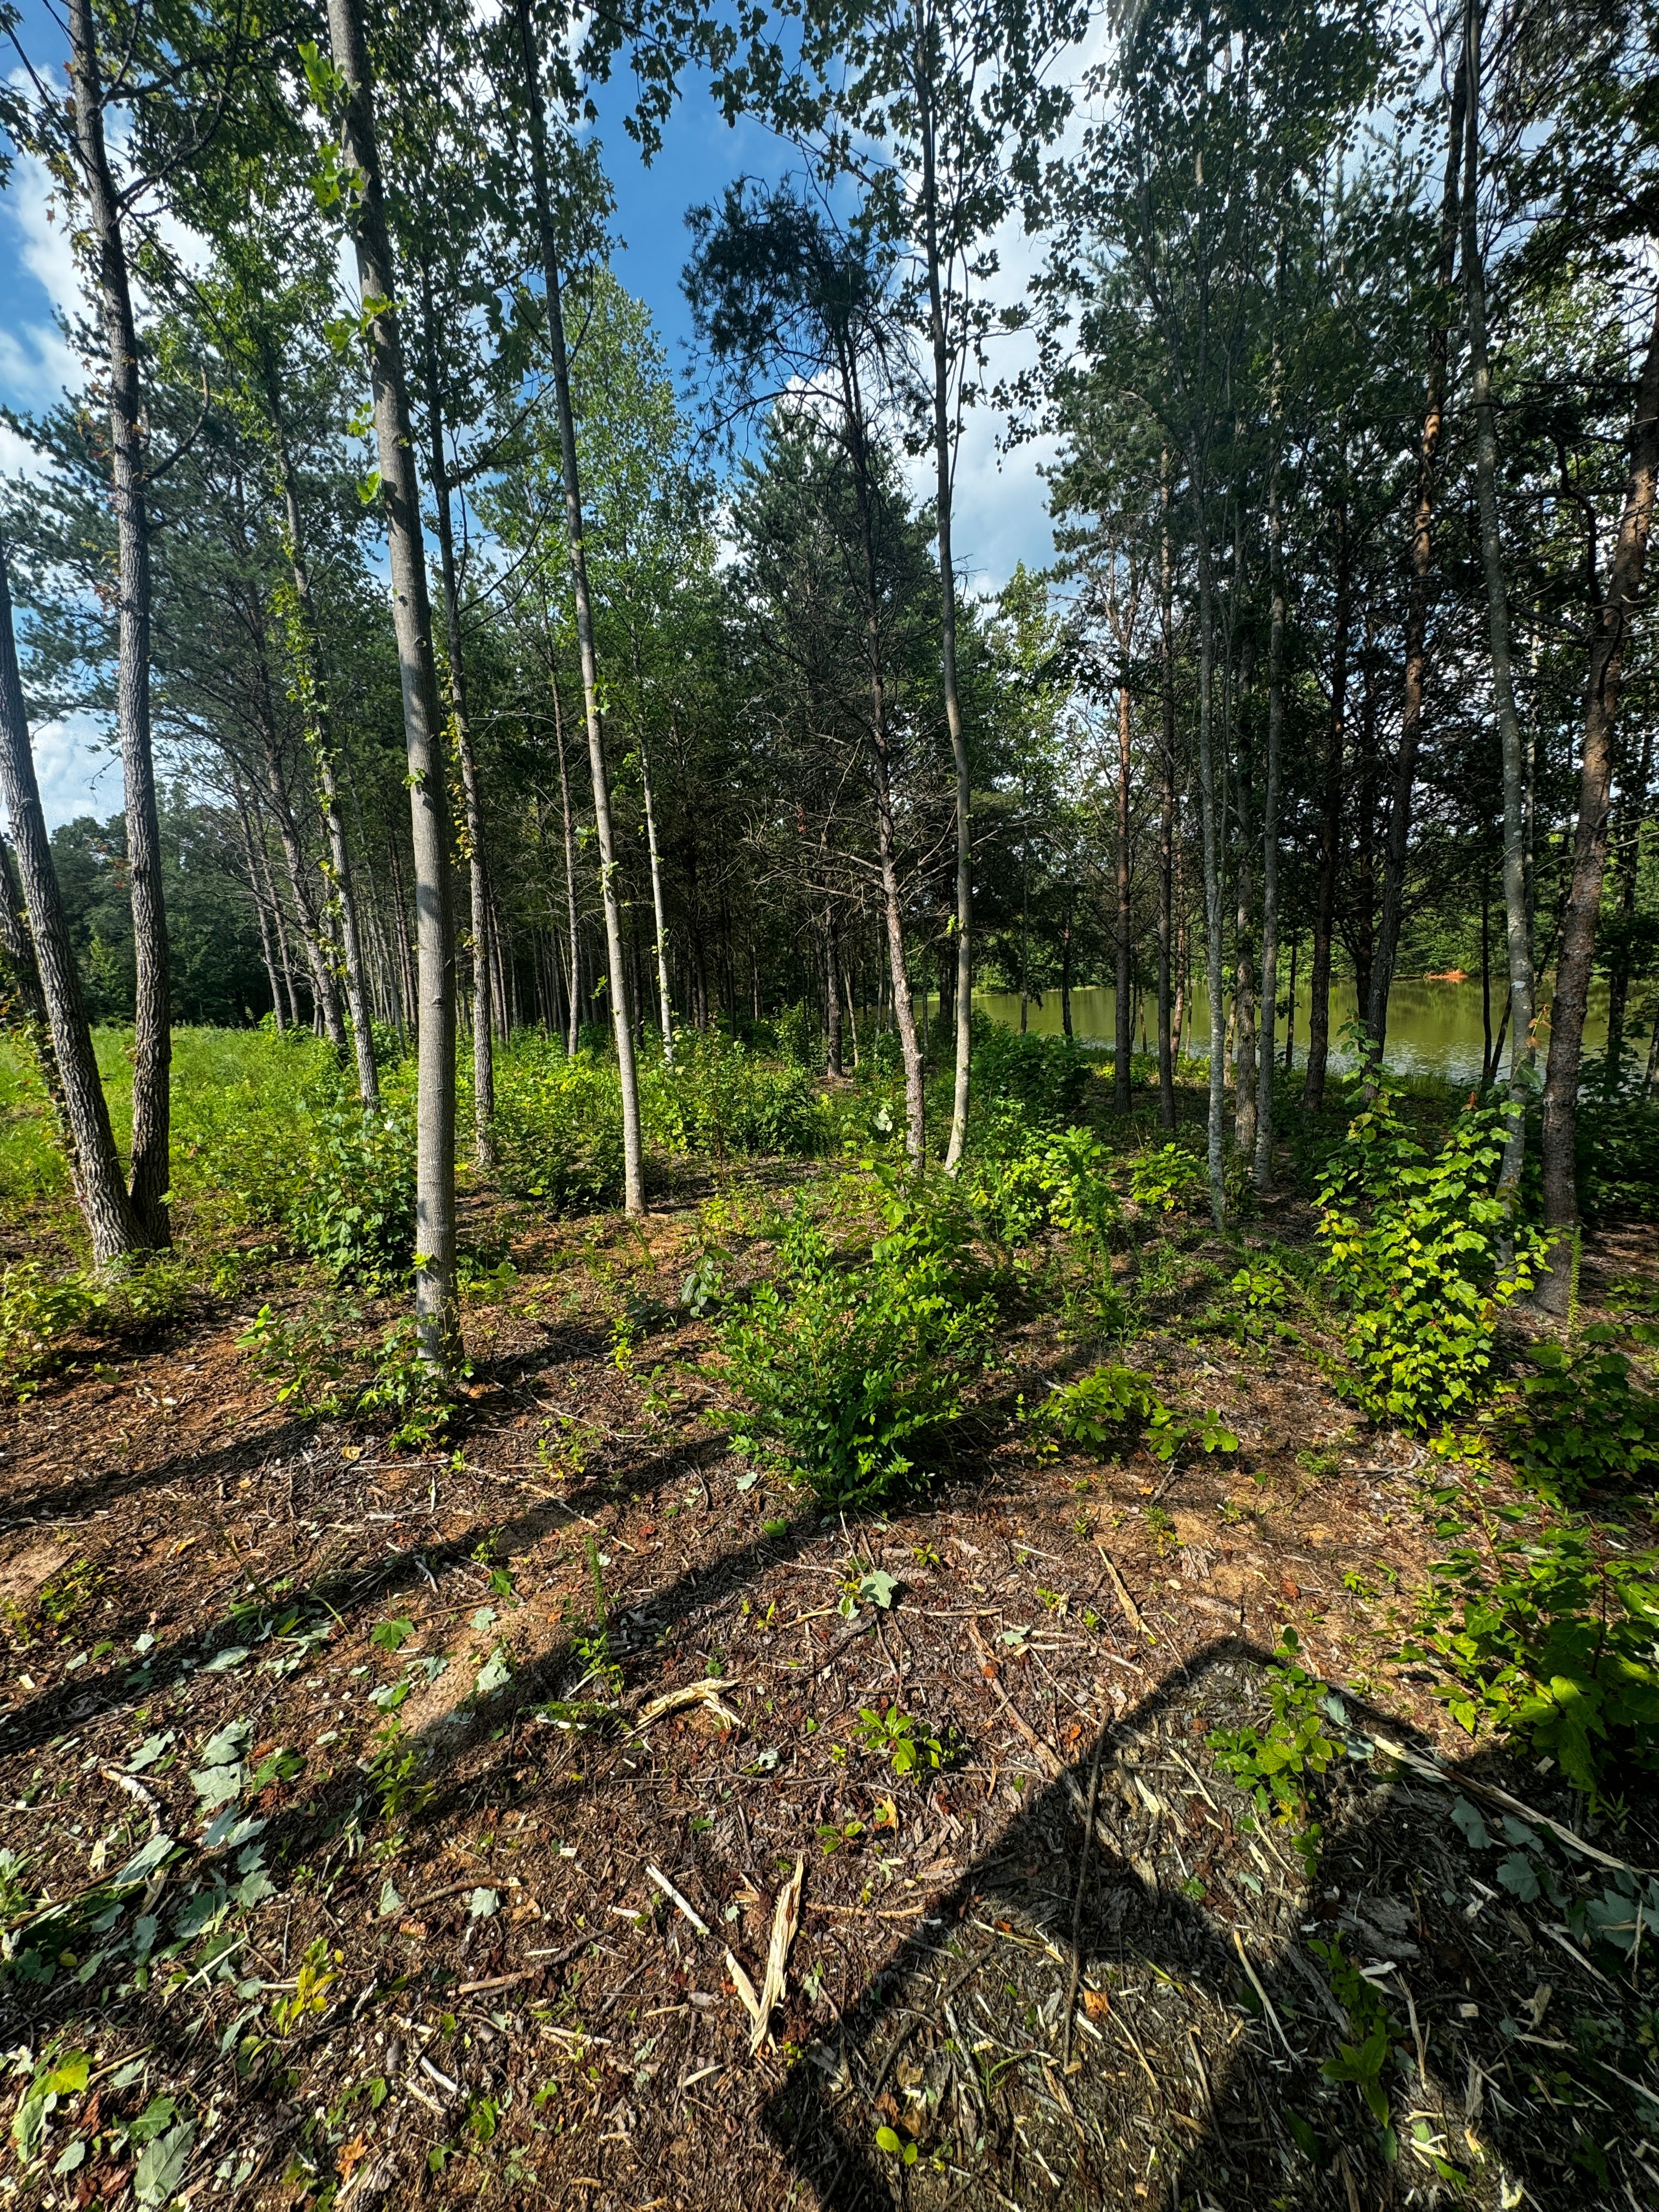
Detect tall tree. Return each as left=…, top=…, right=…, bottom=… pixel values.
left=310, top=2, right=460, bottom=1369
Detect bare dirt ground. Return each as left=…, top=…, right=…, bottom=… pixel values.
left=1, top=1187, right=1656, bottom=2212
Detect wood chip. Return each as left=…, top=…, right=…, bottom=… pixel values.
left=752, top=1857, right=804, bottom=2054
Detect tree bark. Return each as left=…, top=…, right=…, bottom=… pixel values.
left=913, top=3, right=971, bottom=1171
left=66, top=0, right=170, bottom=1246
left=549, top=664, right=583, bottom=1057
left=231, top=779, right=284, bottom=1029
left=512, top=0, right=644, bottom=1211
left=1115, top=673, right=1133, bottom=1111
left=1602, top=715, right=1653, bottom=1087
left=1369, top=47, right=1465, bottom=1053
left=1536, top=283, right=1659, bottom=1308
left=1255, top=332, right=1285, bottom=1189
left=1194, top=494, right=1226, bottom=1226
left=269, top=407, right=379, bottom=1105
left=1462, top=4, right=1534, bottom=1206
left=1157, top=461, right=1177, bottom=1131
left=0, top=530, right=143, bottom=1262
left=418, top=299, right=493, bottom=1164
left=640, top=714, right=674, bottom=1063
left=326, top=0, right=460, bottom=1370
left=1304, top=498, right=1348, bottom=1112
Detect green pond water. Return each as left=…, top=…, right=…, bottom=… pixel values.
left=940, top=978, right=1607, bottom=1089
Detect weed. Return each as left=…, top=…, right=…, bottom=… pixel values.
left=854, top=1704, right=950, bottom=1780
left=1311, top=1931, right=1408, bottom=2159
left=1042, top=1363, right=1237, bottom=1464
left=271, top=1938, right=339, bottom=2033
left=236, top=1305, right=351, bottom=1420
left=570, top=1536, right=621, bottom=1698
left=1207, top=1630, right=1348, bottom=1876
left=1317, top=1087, right=1538, bottom=1430
left=1127, top=1142, right=1209, bottom=1216
left=720, top=1180, right=990, bottom=1503
left=357, top=1318, right=467, bottom=1451
left=1499, top=1324, right=1659, bottom=1499
left=1404, top=1510, right=1659, bottom=1795
left=368, top=1723, right=434, bottom=1830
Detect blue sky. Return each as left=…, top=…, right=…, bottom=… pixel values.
left=1, top=3, right=1062, bottom=826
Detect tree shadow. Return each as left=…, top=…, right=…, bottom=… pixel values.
left=753, top=1638, right=1656, bottom=2211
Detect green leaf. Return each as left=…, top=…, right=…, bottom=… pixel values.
left=874, top=2125, right=903, bottom=2155
left=134, top=2119, right=195, bottom=2208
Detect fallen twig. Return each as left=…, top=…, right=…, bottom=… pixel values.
left=1096, top=1548, right=1152, bottom=1641
left=1060, top=1718, right=1109, bottom=2068
left=646, top=1864, right=710, bottom=1939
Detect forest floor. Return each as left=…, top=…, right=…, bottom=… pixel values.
left=1, top=1113, right=1657, bottom=2212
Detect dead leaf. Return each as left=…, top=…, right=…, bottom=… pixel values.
left=1082, top=1989, right=1111, bottom=2019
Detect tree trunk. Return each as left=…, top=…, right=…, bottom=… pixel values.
left=913, top=8, right=970, bottom=1171
left=232, top=780, right=284, bottom=1029
left=0, top=804, right=77, bottom=1177
left=1304, top=498, right=1348, bottom=1113
left=1462, top=5, right=1535, bottom=1206
left=1602, top=715, right=1654, bottom=1087
left=1369, top=47, right=1465, bottom=1052
left=1232, top=646, right=1257, bottom=1165
left=1536, top=282, right=1659, bottom=1308
left=1157, top=460, right=1177, bottom=1131
left=66, top=0, right=170, bottom=1246
left=326, top=0, right=460, bottom=1371
left=418, top=306, right=493, bottom=1165
left=1115, top=675, right=1133, bottom=1110
left=1283, top=928, right=1297, bottom=1073
left=1194, top=498, right=1226, bottom=1226
left=0, top=529, right=143, bottom=1262
left=826, top=904, right=843, bottom=1076
left=269, top=410, right=379, bottom=1105
left=549, top=674, right=583, bottom=1057
left=513, top=0, right=643, bottom=1209
left=1255, top=341, right=1285, bottom=1189
left=640, top=718, right=674, bottom=1063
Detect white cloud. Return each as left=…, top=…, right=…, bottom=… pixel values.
left=29, top=713, right=118, bottom=831
left=0, top=140, right=86, bottom=415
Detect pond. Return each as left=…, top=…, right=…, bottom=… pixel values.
left=957, top=977, right=1606, bottom=1088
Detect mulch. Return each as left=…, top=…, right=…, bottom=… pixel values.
left=0, top=1182, right=1655, bottom=2211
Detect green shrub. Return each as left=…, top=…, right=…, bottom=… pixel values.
left=0, top=1256, right=194, bottom=1399
left=965, top=1113, right=1120, bottom=1267
left=1575, top=1069, right=1659, bottom=1222
left=0, top=1262, right=95, bottom=1393
left=1501, top=1326, right=1659, bottom=1498
left=493, top=1035, right=627, bottom=1206
left=1127, top=1142, right=1210, bottom=1216
left=645, top=1031, right=827, bottom=1158
left=1041, top=1362, right=1237, bottom=1462
left=1406, top=1515, right=1659, bottom=1797
left=719, top=1182, right=991, bottom=1503
left=1316, top=1091, right=1538, bottom=1430
left=1207, top=1256, right=1299, bottom=1344
left=968, top=1019, right=1097, bottom=1127
left=290, top=1099, right=417, bottom=1286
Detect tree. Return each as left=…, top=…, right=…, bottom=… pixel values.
left=309, top=0, right=460, bottom=1370
left=0, top=530, right=145, bottom=1262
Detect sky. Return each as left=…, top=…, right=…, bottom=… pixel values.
left=0, top=3, right=1066, bottom=828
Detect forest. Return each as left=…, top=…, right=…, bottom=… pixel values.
left=0, top=0, right=1656, bottom=2203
